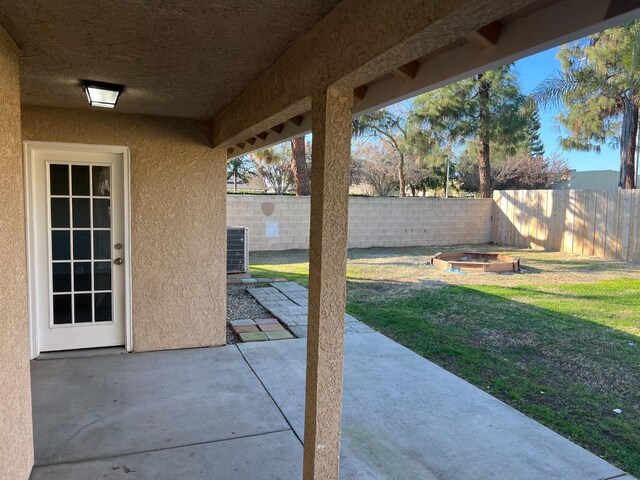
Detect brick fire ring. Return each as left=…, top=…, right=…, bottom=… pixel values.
left=429, top=252, right=521, bottom=273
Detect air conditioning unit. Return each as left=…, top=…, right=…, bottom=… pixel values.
left=227, top=226, right=249, bottom=273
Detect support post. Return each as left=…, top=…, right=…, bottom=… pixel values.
left=0, top=25, right=34, bottom=478
left=303, top=86, right=353, bottom=480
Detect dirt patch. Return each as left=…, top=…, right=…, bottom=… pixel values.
left=251, top=244, right=640, bottom=303
left=460, top=256, right=500, bottom=263
left=540, top=347, right=640, bottom=397
left=430, top=251, right=520, bottom=273
left=348, top=245, right=640, bottom=300
left=471, top=328, right=540, bottom=349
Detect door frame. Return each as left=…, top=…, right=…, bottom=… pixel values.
left=24, top=141, right=133, bottom=358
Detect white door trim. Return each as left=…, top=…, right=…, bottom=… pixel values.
left=24, top=141, right=133, bottom=358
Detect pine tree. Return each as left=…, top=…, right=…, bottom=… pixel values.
left=413, top=65, right=534, bottom=198
left=289, top=136, right=311, bottom=195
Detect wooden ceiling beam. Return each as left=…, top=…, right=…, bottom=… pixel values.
left=605, top=0, right=640, bottom=19
left=393, top=61, right=420, bottom=81
left=226, top=0, right=640, bottom=160
left=466, top=21, right=502, bottom=49
left=236, top=142, right=245, bottom=149
left=288, top=115, right=304, bottom=126
left=256, top=131, right=268, bottom=141
left=271, top=124, right=285, bottom=134
left=353, top=85, right=368, bottom=101
left=227, top=147, right=235, bottom=156
left=245, top=137, right=256, bottom=145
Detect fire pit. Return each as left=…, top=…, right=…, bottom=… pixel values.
left=429, top=252, right=520, bottom=273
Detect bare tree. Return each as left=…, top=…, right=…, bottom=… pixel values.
left=493, top=154, right=570, bottom=189
left=458, top=153, right=570, bottom=191
left=252, top=146, right=293, bottom=195
left=353, top=143, right=399, bottom=196
left=353, top=105, right=418, bottom=197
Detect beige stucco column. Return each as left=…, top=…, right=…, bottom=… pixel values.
left=0, top=26, right=34, bottom=479
left=303, top=86, right=353, bottom=479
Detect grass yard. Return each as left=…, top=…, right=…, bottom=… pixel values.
left=250, top=245, right=640, bottom=475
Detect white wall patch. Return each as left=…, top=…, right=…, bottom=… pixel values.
left=265, top=220, right=279, bottom=238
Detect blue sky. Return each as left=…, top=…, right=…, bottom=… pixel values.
left=514, top=47, right=619, bottom=172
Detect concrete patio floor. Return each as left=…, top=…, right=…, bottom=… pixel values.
left=30, top=333, right=634, bottom=479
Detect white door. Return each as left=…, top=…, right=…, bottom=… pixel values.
left=26, top=143, right=130, bottom=353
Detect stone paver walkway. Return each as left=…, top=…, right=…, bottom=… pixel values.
left=229, top=318, right=293, bottom=342
left=247, top=282, right=374, bottom=338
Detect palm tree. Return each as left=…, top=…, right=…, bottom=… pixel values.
left=534, top=21, right=640, bottom=189
left=253, top=147, right=293, bottom=195
left=226, top=156, right=253, bottom=192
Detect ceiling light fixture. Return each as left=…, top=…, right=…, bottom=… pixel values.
left=82, top=80, right=123, bottom=108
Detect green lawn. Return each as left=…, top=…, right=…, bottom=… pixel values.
left=250, top=249, right=640, bottom=475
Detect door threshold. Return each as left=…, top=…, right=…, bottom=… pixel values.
left=36, top=346, right=127, bottom=361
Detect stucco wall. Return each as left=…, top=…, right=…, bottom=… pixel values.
left=0, top=27, right=34, bottom=479
left=227, top=195, right=494, bottom=251
left=22, top=106, right=227, bottom=352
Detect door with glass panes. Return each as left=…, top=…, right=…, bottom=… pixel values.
left=29, top=145, right=126, bottom=352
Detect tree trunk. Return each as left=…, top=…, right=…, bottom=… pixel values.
left=290, top=136, right=311, bottom=195
left=477, top=73, right=493, bottom=198
left=233, top=172, right=238, bottom=192
left=444, top=156, right=450, bottom=198
left=629, top=105, right=638, bottom=189
left=619, top=96, right=638, bottom=189
left=398, top=155, right=406, bottom=197
left=478, top=141, right=491, bottom=198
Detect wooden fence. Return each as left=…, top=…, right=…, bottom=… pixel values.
left=492, top=189, right=640, bottom=262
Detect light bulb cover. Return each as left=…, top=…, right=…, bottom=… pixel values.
left=82, top=80, right=123, bottom=108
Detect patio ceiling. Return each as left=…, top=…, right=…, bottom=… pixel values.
left=223, top=0, right=640, bottom=158
left=4, top=0, right=639, bottom=149
left=0, top=0, right=342, bottom=119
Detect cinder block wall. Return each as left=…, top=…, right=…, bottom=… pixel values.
left=227, top=195, right=494, bottom=251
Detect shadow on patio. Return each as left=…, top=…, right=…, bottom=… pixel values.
left=30, top=327, right=633, bottom=479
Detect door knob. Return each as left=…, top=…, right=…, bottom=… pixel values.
left=114, top=258, right=123, bottom=265
left=114, top=243, right=123, bottom=250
